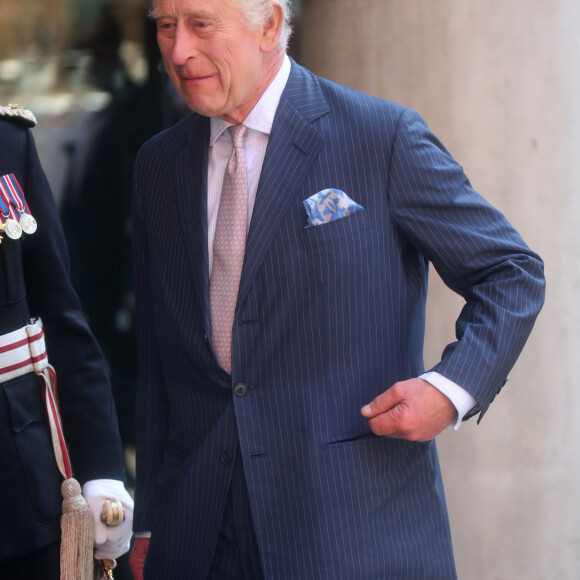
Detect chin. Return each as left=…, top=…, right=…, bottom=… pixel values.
left=182, top=98, right=222, bottom=118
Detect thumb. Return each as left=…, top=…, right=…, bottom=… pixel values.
left=361, top=387, right=398, bottom=419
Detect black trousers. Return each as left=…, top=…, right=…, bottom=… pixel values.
left=206, top=449, right=265, bottom=580
left=0, top=541, right=60, bottom=580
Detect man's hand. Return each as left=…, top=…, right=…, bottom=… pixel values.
left=361, top=378, right=457, bottom=441
left=82, top=479, right=134, bottom=560
left=129, top=537, right=150, bottom=580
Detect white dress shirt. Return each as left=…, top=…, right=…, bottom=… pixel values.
left=207, top=56, right=292, bottom=276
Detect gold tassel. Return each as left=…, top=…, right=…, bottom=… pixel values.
left=60, top=478, right=95, bottom=580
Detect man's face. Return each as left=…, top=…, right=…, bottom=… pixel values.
left=153, top=0, right=276, bottom=124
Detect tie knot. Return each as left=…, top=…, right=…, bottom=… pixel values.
left=229, top=124, right=247, bottom=149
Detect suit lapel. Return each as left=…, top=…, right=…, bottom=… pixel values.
left=237, top=62, right=330, bottom=310
left=171, top=65, right=330, bottom=332
left=175, top=116, right=212, bottom=336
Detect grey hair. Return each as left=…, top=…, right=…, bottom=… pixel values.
left=237, top=0, right=293, bottom=51
left=149, top=0, right=293, bottom=51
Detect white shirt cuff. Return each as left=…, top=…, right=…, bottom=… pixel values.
left=420, top=371, right=477, bottom=430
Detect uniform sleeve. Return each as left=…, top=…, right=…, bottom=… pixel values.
left=20, top=128, right=125, bottom=483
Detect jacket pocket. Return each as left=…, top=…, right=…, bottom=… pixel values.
left=3, top=374, right=62, bottom=523
left=321, top=431, right=379, bottom=450
left=301, top=209, right=370, bottom=249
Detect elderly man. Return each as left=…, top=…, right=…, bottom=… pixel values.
left=129, top=1, right=545, bottom=578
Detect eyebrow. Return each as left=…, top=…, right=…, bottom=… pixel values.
left=148, top=8, right=215, bottom=21
left=148, top=8, right=170, bottom=20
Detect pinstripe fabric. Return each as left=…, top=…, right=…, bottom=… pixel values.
left=206, top=450, right=265, bottom=580
left=132, top=59, right=545, bottom=579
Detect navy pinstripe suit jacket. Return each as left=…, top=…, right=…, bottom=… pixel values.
left=132, top=59, right=544, bottom=579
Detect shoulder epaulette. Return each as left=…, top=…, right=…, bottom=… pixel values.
left=0, top=104, right=37, bottom=128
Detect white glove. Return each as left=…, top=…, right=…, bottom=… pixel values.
left=83, top=479, right=134, bottom=560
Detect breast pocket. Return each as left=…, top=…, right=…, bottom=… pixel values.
left=301, top=210, right=370, bottom=250
left=300, top=210, right=374, bottom=290
left=3, top=374, right=62, bottom=523
left=298, top=209, right=377, bottom=354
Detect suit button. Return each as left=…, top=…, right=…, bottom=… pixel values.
left=221, top=451, right=233, bottom=465
left=234, top=383, right=248, bottom=397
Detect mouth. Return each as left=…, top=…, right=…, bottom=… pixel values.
left=180, top=72, right=216, bottom=83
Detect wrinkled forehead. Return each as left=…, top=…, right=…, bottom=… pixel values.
left=158, top=1, right=249, bottom=27
left=150, top=0, right=238, bottom=14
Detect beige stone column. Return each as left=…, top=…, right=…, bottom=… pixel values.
left=301, top=0, right=579, bottom=577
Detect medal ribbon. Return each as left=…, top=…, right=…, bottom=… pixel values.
left=0, top=173, right=30, bottom=218
left=0, top=194, right=8, bottom=225
left=0, top=177, right=20, bottom=221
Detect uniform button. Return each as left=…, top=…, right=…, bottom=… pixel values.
left=234, top=382, right=248, bottom=397
left=221, top=451, right=233, bottom=465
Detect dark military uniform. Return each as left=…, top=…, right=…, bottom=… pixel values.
left=0, top=106, right=125, bottom=578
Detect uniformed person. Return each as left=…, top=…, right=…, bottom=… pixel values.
left=0, top=104, right=133, bottom=579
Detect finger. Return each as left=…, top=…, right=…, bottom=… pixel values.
left=366, top=395, right=411, bottom=436
left=93, top=519, right=109, bottom=545
left=361, top=386, right=400, bottom=418
left=367, top=414, right=396, bottom=437
left=129, top=537, right=150, bottom=580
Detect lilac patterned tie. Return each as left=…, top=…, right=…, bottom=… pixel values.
left=210, top=124, right=248, bottom=373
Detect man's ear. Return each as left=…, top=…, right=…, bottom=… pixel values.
left=260, top=2, right=284, bottom=52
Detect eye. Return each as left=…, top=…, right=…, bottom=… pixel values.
left=156, top=19, right=176, bottom=34
left=187, top=16, right=215, bottom=33
left=192, top=20, right=212, bottom=32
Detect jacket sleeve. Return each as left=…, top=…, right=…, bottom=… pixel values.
left=131, top=154, right=169, bottom=532
left=20, top=128, right=125, bottom=483
left=387, top=108, right=545, bottom=421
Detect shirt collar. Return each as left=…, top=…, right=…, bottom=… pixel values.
left=210, top=54, right=292, bottom=146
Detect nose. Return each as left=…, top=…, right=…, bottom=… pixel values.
left=168, top=24, right=199, bottom=66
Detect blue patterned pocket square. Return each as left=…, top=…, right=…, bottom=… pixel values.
left=303, top=188, right=364, bottom=227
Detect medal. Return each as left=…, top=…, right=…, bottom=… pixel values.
left=4, top=218, right=22, bottom=239
left=19, top=212, right=37, bottom=234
